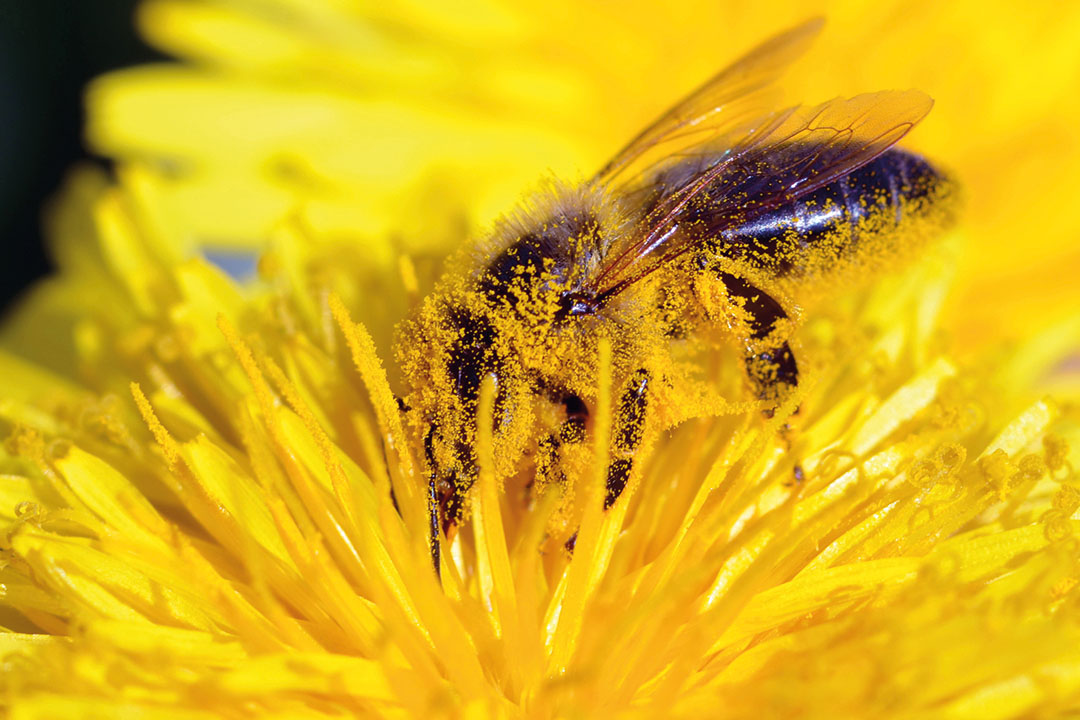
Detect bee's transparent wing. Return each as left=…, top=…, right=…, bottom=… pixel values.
left=592, top=17, right=824, bottom=190
left=590, top=90, right=934, bottom=298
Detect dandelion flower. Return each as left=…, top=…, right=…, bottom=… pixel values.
left=2, top=1, right=1080, bottom=718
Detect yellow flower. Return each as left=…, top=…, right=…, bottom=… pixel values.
left=2, top=1, right=1080, bottom=718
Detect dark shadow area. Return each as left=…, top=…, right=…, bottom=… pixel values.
left=0, top=1, right=163, bottom=312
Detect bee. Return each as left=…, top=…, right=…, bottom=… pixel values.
left=394, top=18, right=955, bottom=567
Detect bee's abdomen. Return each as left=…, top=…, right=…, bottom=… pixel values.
left=720, top=148, right=952, bottom=277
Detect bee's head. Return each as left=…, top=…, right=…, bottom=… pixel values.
left=396, top=287, right=546, bottom=526
left=394, top=190, right=620, bottom=512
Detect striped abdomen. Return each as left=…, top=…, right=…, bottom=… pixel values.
left=717, top=148, right=953, bottom=278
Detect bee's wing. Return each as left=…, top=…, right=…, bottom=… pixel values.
left=592, top=17, right=824, bottom=190
left=589, top=89, right=934, bottom=298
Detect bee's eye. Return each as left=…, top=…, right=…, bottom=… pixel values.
left=480, top=235, right=548, bottom=302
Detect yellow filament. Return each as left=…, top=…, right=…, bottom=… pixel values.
left=472, top=377, right=519, bottom=645
left=329, top=294, right=422, bottom=530
left=547, top=336, right=612, bottom=673
left=130, top=382, right=181, bottom=467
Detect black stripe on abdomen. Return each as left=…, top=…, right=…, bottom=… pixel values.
left=720, top=147, right=945, bottom=273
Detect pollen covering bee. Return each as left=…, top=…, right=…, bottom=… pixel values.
left=394, top=18, right=955, bottom=565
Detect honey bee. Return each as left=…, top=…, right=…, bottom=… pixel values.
left=394, top=18, right=955, bottom=567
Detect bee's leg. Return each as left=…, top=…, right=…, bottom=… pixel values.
left=561, top=376, right=648, bottom=555
left=536, top=393, right=589, bottom=486
left=714, top=270, right=799, bottom=406
left=427, top=476, right=441, bottom=575
left=422, top=428, right=442, bottom=576
left=605, top=368, right=650, bottom=509
left=440, top=463, right=473, bottom=536
left=535, top=434, right=560, bottom=484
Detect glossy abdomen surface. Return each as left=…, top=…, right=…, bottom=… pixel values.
left=717, top=148, right=953, bottom=279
